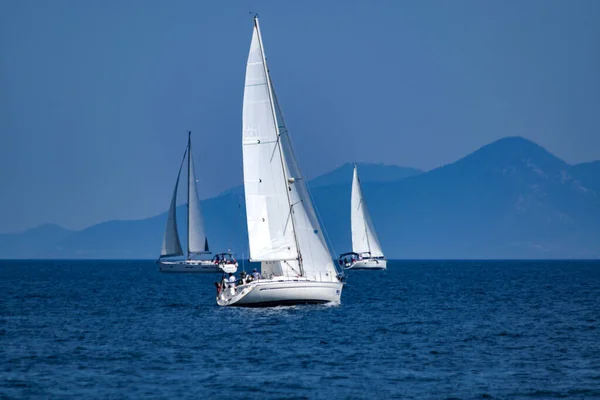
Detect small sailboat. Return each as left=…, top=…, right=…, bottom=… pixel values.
left=339, top=165, right=387, bottom=270
left=216, top=16, right=344, bottom=307
left=158, top=132, right=238, bottom=273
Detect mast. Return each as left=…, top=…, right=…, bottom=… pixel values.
left=187, top=130, right=191, bottom=259
left=254, top=16, right=304, bottom=276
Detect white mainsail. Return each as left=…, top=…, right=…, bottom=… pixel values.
left=187, top=136, right=209, bottom=254
left=242, top=20, right=298, bottom=263
left=160, top=149, right=186, bottom=258
left=243, top=17, right=337, bottom=281
left=351, top=165, right=384, bottom=257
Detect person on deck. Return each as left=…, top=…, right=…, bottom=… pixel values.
left=252, top=268, right=262, bottom=280
left=221, top=275, right=228, bottom=291
left=228, top=272, right=236, bottom=288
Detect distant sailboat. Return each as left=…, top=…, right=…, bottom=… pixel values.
left=158, top=132, right=238, bottom=273
left=339, top=165, right=387, bottom=270
left=216, top=16, right=344, bottom=306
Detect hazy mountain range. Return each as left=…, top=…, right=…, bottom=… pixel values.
left=1, top=136, right=598, bottom=259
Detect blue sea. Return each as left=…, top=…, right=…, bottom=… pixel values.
left=1, top=260, right=599, bottom=399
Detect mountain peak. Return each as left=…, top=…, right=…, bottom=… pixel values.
left=477, top=135, right=548, bottom=155
left=455, top=136, right=567, bottom=173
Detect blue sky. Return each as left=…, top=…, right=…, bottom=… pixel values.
left=1, top=0, right=598, bottom=233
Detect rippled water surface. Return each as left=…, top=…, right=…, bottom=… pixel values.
left=1, top=260, right=600, bottom=399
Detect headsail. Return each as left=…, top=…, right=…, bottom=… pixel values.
left=274, top=90, right=338, bottom=280
left=351, top=165, right=384, bottom=257
left=187, top=134, right=210, bottom=255
left=242, top=18, right=298, bottom=263
left=160, top=148, right=187, bottom=258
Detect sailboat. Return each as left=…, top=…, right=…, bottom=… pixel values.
left=216, top=16, right=344, bottom=307
left=158, top=132, right=238, bottom=273
left=339, top=165, right=387, bottom=270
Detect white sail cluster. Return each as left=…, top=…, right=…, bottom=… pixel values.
left=160, top=136, right=209, bottom=258
left=242, top=19, right=337, bottom=281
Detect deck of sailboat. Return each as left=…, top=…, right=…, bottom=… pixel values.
left=345, top=258, right=387, bottom=270
left=217, top=277, right=343, bottom=307
left=159, top=260, right=224, bottom=273
left=159, top=259, right=214, bottom=265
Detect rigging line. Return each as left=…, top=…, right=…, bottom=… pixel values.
left=283, top=260, right=301, bottom=276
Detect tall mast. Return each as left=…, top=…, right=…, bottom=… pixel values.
left=254, top=16, right=304, bottom=275
left=187, top=130, right=191, bottom=259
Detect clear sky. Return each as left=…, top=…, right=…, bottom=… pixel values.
left=1, top=0, right=599, bottom=233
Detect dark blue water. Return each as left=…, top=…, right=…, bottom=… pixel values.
left=1, top=260, right=599, bottom=399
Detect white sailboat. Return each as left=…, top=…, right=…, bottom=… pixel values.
left=216, top=16, right=344, bottom=307
left=339, top=165, right=387, bottom=270
left=158, top=132, right=238, bottom=273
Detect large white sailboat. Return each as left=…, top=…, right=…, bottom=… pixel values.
left=339, top=165, right=387, bottom=270
left=158, top=132, right=238, bottom=273
left=216, top=16, right=344, bottom=307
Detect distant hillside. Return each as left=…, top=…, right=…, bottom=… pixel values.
left=218, top=162, right=419, bottom=197
left=571, top=161, right=600, bottom=195
left=314, top=137, right=600, bottom=258
left=1, top=137, right=599, bottom=259
left=33, top=162, right=413, bottom=259
left=40, top=194, right=246, bottom=259
left=308, top=163, right=422, bottom=188
left=0, top=224, right=74, bottom=258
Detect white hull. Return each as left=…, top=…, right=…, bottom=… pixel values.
left=217, top=278, right=343, bottom=307
left=159, top=260, right=238, bottom=273
left=345, top=258, right=387, bottom=270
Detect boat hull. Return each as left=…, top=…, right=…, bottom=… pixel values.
left=345, top=258, right=387, bottom=270
left=159, top=260, right=238, bottom=273
left=216, top=278, right=343, bottom=307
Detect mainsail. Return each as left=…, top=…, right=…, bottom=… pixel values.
left=187, top=134, right=209, bottom=254
left=243, top=17, right=337, bottom=281
left=242, top=18, right=298, bottom=263
left=160, top=148, right=187, bottom=257
left=351, top=165, right=384, bottom=257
